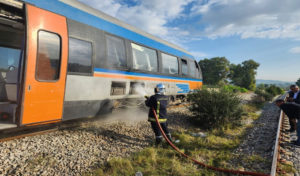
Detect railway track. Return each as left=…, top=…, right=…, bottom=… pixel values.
left=0, top=102, right=189, bottom=143
left=270, top=94, right=294, bottom=176
left=165, top=94, right=293, bottom=176
left=0, top=117, right=83, bottom=143
left=0, top=97, right=293, bottom=175
left=0, top=128, right=58, bottom=143
left=270, top=107, right=296, bottom=175
left=270, top=109, right=285, bottom=175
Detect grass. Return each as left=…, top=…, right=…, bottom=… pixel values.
left=27, top=153, right=56, bottom=170
left=277, top=162, right=296, bottom=175
left=86, top=129, right=241, bottom=176
left=89, top=147, right=215, bottom=176
left=86, top=103, right=284, bottom=176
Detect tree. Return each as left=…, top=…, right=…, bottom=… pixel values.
left=229, top=59, right=259, bottom=90
left=198, top=57, right=230, bottom=85
left=296, top=78, right=300, bottom=87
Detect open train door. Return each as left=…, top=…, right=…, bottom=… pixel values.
left=21, top=4, right=68, bottom=125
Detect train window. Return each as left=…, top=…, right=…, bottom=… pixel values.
left=0, top=47, right=21, bottom=73
left=36, top=31, right=61, bottom=81
left=181, top=59, right=188, bottom=76
left=131, top=43, right=158, bottom=72
left=161, top=53, right=178, bottom=75
left=0, top=47, right=21, bottom=101
left=195, top=61, right=200, bottom=78
left=189, top=60, right=196, bottom=77
left=106, top=35, right=126, bottom=68
left=68, top=38, right=92, bottom=74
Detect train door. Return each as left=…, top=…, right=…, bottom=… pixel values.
left=0, top=1, right=24, bottom=130
left=20, top=4, right=68, bottom=125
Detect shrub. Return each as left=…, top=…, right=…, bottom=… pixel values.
left=240, top=88, right=248, bottom=93
left=223, top=85, right=248, bottom=93
left=265, top=85, right=284, bottom=96
left=254, top=89, right=273, bottom=101
left=251, top=94, right=266, bottom=108
left=254, top=84, right=284, bottom=102
left=187, top=88, right=243, bottom=129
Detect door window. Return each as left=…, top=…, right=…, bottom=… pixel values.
left=36, top=31, right=61, bottom=81
left=0, top=47, right=21, bottom=82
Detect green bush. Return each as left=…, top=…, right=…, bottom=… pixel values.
left=265, top=84, right=284, bottom=96
left=223, top=85, right=248, bottom=93
left=254, top=89, right=273, bottom=101
left=202, top=84, right=220, bottom=89
left=254, top=84, right=284, bottom=102
left=187, top=88, right=243, bottom=129
left=240, top=88, right=248, bottom=93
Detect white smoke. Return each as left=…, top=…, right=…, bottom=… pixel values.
left=100, top=109, right=148, bottom=123
left=133, top=83, right=148, bottom=97
left=93, top=82, right=151, bottom=124
left=130, top=82, right=155, bottom=98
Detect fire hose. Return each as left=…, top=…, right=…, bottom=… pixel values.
left=152, top=108, right=270, bottom=176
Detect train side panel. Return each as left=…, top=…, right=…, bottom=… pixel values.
left=61, top=18, right=202, bottom=120
left=63, top=69, right=202, bottom=120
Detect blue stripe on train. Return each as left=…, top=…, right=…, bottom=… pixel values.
left=94, top=68, right=202, bottom=82
left=22, top=0, right=194, bottom=59
left=176, top=84, right=190, bottom=93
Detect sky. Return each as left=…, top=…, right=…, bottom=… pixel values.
left=78, top=0, right=300, bottom=82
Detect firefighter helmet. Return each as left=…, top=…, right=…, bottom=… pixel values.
left=156, top=83, right=166, bottom=94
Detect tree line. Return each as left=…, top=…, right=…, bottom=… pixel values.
left=296, top=78, right=300, bottom=87
left=198, top=57, right=259, bottom=90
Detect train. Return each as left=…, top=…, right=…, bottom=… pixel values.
left=0, top=0, right=202, bottom=130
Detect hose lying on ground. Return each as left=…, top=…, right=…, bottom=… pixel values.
left=152, top=108, right=270, bottom=176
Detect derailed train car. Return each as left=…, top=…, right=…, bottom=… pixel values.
left=0, top=0, right=202, bottom=130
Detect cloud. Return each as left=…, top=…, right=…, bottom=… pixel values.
left=191, top=0, right=300, bottom=40
left=78, top=0, right=194, bottom=43
left=289, top=46, right=300, bottom=54
left=190, top=51, right=208, bottom=59
left=79, top=0, right=300, bottom=42
left=77, top=0, right=300, bottom=57
left=79, top=0, right=121, bottom=17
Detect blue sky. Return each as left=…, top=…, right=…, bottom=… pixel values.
left=78, top=0, right=300, bottom=82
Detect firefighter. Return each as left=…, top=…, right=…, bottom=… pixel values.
left=145, top=83, right=172, bottom=145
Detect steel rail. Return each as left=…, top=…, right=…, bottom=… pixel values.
left=270, top=94, right=288, bottom=175
left=270, top=110, right=283, bottom=176
left=0, top=128, right=58, bottom=142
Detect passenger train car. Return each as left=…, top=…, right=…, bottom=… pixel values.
left=0, top=0, right=202, bottom=130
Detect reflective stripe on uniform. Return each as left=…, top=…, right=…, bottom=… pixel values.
left=148, top=117, right=167, bottom=122
left=156, top=101, right=160, bottom=118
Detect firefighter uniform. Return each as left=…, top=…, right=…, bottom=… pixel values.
left=145, top=92, right=171, bottom=145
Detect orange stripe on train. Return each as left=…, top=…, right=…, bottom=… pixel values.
left=94, top=73, right=202, bottom=90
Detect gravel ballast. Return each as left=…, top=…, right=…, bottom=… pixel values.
left=0, top=109, right=154, bottom=176
left=229, top=103, right=280, bottom=173
left=1, top=99, right=299, bottom=175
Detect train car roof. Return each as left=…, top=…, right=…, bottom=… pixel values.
left=20, top=0, right=194, bottom=59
